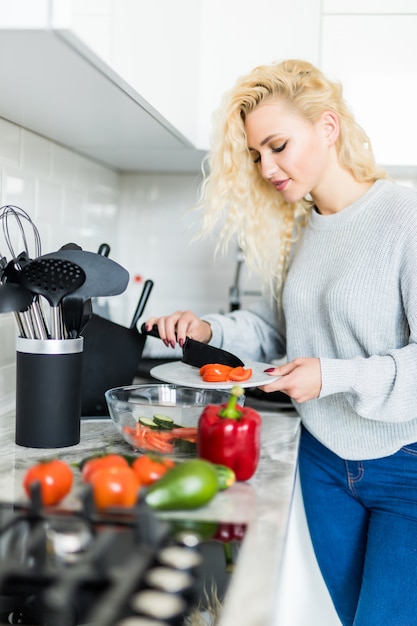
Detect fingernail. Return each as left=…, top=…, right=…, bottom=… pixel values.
left=264, top=367, right=275, bottom=373
left=179, top=338, right=184, bottom=348
left=163, top=339, right=169, bottom=347
left=170, top=340, right=176, bottom=349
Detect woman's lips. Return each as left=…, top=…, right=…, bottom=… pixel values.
left=272, top=179, right=290, bottom=192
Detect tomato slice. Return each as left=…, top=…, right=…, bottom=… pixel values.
left=228, top=366, right=253, bottom=382
left=200, top=363, right=234, bottom=382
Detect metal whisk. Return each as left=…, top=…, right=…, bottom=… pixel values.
left=0, top=205, right=48, bottom=338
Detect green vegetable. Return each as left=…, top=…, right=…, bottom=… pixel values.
left=169, top=519, right=218, bottom=541
left=145, top=459, right=219, bottom=511
left=177, top=439, right=197, bottom=454
left=213, top=464, right=236, bottom=490
left=153, top=413, right=175, bottom=429
left=138, top=416, right=159, bottom=428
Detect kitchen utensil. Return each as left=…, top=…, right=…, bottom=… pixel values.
left=15, top=336, right=83, bottom=448
left=0, top=207, right=48, bottom=339
left=182, top=336, right=244, bottom=368
left=80, top=280, right=154, bottom=416
left=61, top=243, right=106, bottom=338
left=130, top=279, right=154, bottom=329
left=62, top=295, right=85, bottom=338
left=0, top=282, right=33, bottom=313
left=0, top=205, right=42, bottom=262
left=141, top=323, right=245, bottom=368
left=150, top=359, right=279, bottom=389
left=40, top=249, right=129, bottom=300
left=97, top=242, right=110, bottom=257
left=105, top=384, right=243, bottom=457
left=2, top=256, right=49, bottom=340
left=79, top=298, right=93, bottom=333
left=61, top=243, right=116, bottom=337
left=63, top=294, right=94, bottom=338
left=0, top=283, right=34, bottom=338
left=60, top=242, right=82, bottom=251
left=20, top=258, right=86, bottom=339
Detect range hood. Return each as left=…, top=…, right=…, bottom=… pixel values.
left=0, top=28, right=206, bottom=173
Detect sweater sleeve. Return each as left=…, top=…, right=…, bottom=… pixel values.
left=319, top=345, right=417, bottom=423
left=203, top=296, right=286, bottom=364
left=142, top=296, right=286, bottom=363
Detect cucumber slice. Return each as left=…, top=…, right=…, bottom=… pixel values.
left=153, top=413, right=175, bottom=429
left=138, top=416, right=159, bottom=428
left=177, top=439, right=197, bottom=454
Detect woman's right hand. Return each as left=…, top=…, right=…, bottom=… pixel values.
left=143, top=310, right=212, bottom=349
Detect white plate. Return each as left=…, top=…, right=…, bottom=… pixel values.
left=150, top=360, right=280, bottom=389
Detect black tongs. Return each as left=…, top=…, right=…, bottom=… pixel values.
left=141, top=323, right=244, bottom=368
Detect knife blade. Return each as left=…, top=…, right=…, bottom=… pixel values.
left=140, top=323, right=244, bottom=368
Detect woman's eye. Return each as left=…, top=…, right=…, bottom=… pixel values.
left=253, top=154, right=261, bottom=164
left=272, top=141, right=287, bottom=153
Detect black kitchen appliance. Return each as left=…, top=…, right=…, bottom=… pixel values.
left=0, top=488, right=245, bottom=626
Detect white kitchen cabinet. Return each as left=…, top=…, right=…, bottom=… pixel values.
left=0, top=0, right=322, bottom=172
left=0, top=0, right=205, bottom=173
left=273, top=476, right=340, bottom=626
left=61, top=0, right=322, bottom=151
left=197, top=0, right=321, bottom=149
left=320, top=13, right=417, bottom=167
left=323, top=0, right=417, bottom=13
left=67, top=0, right=203, bottom=153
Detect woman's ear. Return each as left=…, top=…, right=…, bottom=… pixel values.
left=321, top=111, right=339, bottom=145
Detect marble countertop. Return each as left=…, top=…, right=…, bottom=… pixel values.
left=0, top=409, right=300, bottom=626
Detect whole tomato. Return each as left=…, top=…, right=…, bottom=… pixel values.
left=23, top=459, right=73, bottom=506
left=132, top=455, right=175, bottom=486
left=89, top=466, right=140, bottom=509
left=81, top=454, right=129, bottom=483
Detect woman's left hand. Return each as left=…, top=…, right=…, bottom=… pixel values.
left=260, top=357, right=322, bottom=403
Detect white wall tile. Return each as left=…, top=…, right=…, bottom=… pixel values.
left=116, top=172, right=240, bottom=327
left=0, top=118, right=20, bottom=168
left=0, top=120, right=121, bottom=413
left=2, top=167, right=36, bottom=213
left=51, top=143, right=77, bottom=185
left=0, top=121, right=258, bottom=415
left=21, top=129, right=53, bottom=176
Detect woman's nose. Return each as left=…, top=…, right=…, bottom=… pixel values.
left=260, top=157, right=278, bottom=180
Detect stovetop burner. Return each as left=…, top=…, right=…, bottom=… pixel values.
left=0, top=486, right=245, bottom=626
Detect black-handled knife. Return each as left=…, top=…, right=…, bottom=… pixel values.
left=140, top=323, right=244, bottom=368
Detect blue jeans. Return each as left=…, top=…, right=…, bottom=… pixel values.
left=298, top=426, right=417, bottom=626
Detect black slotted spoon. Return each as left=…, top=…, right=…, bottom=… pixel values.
left=20, top=258, right=86, bottom=339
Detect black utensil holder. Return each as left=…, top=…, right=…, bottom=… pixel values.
left=15, top=337, right=83, bottom=448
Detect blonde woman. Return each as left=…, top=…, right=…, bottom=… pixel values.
left=145, top=59, right=417, bottom=625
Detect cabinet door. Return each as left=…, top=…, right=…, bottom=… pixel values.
left=321, top=14, right=417, bottom=166
left=323, top=0, right=417, bottom=12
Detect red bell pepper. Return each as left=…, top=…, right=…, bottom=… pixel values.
left=213, top=522, right=247, bottom=573
left=197, top=385, right=261, bottom=481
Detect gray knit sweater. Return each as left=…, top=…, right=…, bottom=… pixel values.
left=203, top=180, right=417, bottom=460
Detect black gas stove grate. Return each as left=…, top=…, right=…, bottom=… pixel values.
left=0, top=485, right=209, bottom=626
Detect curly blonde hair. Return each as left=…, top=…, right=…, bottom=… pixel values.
left=195, top=59, right=386, bottom=295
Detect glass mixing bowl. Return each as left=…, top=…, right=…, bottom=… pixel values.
left=105, top=384, right=245, bottom=458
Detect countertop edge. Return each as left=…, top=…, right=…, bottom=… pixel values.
left=217, top=412, right=300, bottom=626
